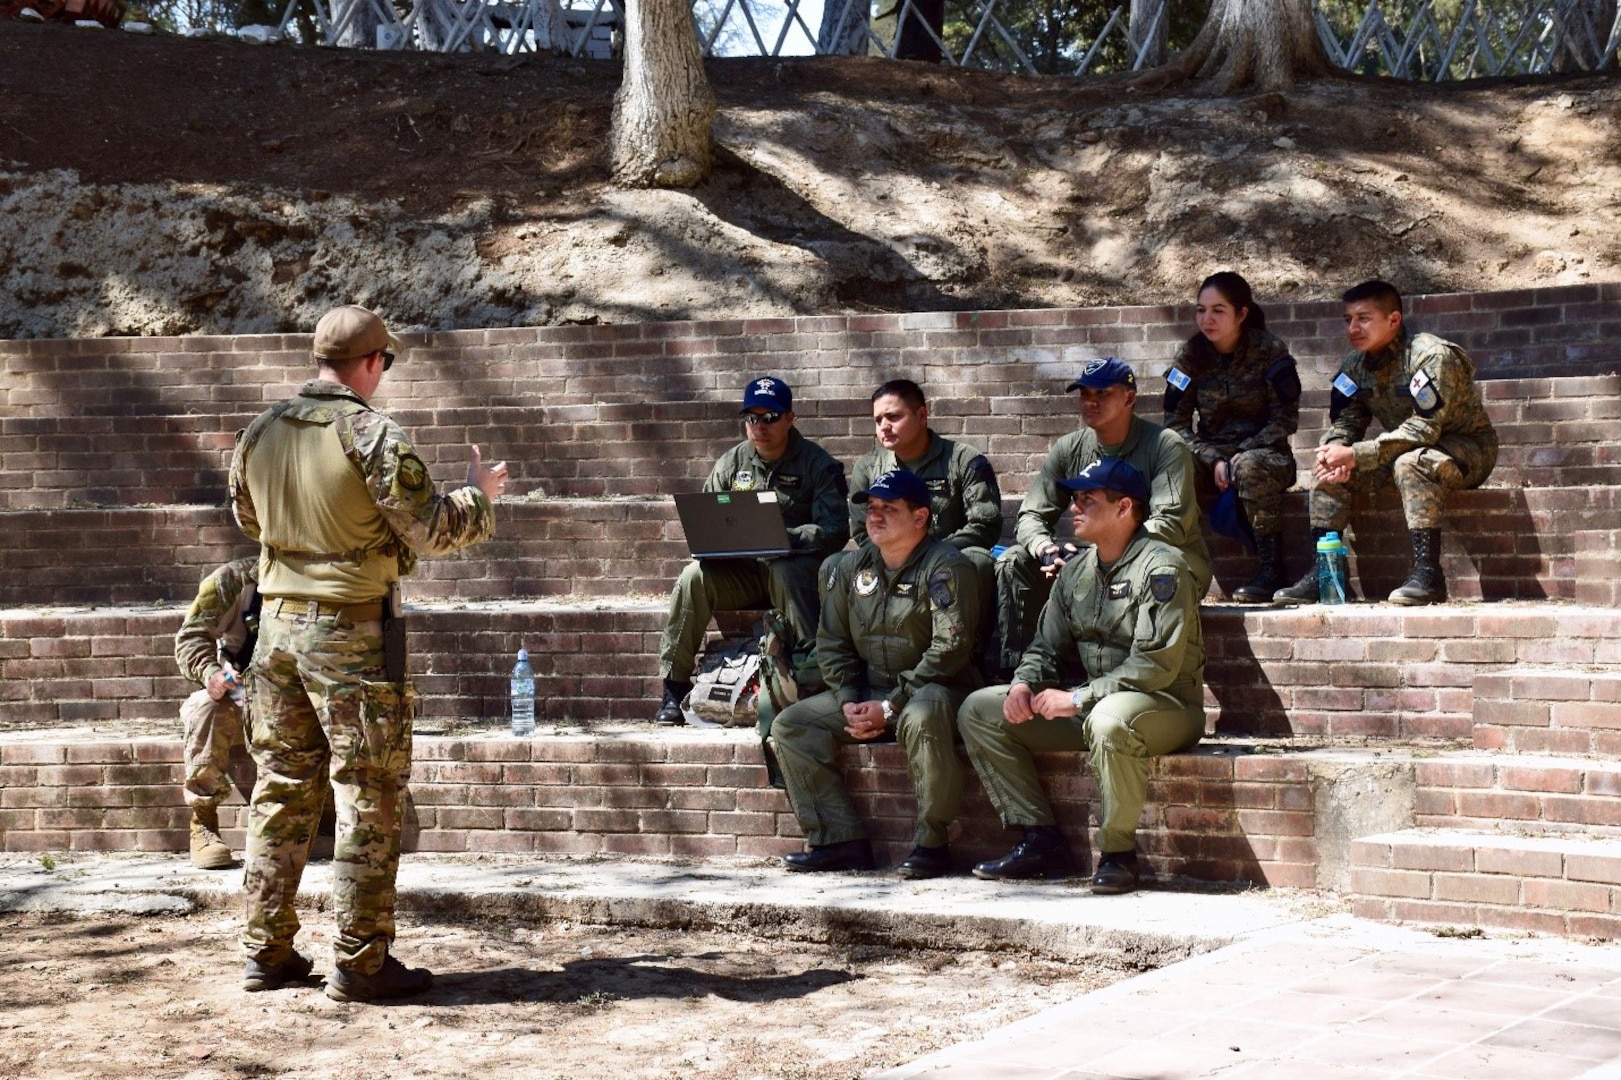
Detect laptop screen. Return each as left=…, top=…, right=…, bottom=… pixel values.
left=674, top=491, right=793, bottom=559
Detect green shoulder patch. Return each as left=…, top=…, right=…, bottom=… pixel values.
left=396, top=452, right=429, bottom=494
left=1149, top=572, right=1178, bottom=602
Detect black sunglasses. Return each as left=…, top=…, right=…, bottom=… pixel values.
left=381, top=351, right=395, bottom=372
left=743, top=411, right=785, bottom=426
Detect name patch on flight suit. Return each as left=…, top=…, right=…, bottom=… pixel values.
left=895, top=583, right=915, bottom=597
left=1150, top=572, right=1178, bottom=602
left=854, top=570, right=880, bottom=596
left=734, top=470, right=755, bottom=491
left=1410, top=369, right=1441, bottom=415
left=1108, top=581, right=1131, bottom=600
left=927, top=570, right=955, bottom=608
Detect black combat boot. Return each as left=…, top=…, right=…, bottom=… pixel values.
left=325, top=955, right=434, bottom=1003
left=1232, top=533, right=1283, bottom=604
left=971, top=825, right=1074, bottom=881
left=783, top=838, right=876, bottom=873
left=1272, top=528, right=1328, bottom=606
left=1089, top=849, right=1140, bottom=895
left=653, top=678, right=691, bottom=726
left=1388, top=528, right=1446, bottom=605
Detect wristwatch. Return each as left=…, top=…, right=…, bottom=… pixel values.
left=881, top=700, right=895, bottom=722
left=1070, top=688, right=1086, bottom=711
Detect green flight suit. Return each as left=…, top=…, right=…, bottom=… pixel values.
left=1163, top=328, right=1301, bottom=537
left=1315, top=328, right=1498, bottom=531
left=961, top=533, right=1205, bottom=855
left=995, top=415, right=1210, bottom=672
left=659, top=427, right=849, bottom=685
left=773, top=537, right=981, bottom=849
left=833, top=430, right=1003, bottom=656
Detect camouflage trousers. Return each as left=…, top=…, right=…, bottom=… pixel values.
left=1193, top=448, right=1296, bottom=537
left=243, top=601, right=415, bottom=975
left=1310, top=436, right=1497, bottom=532
left=772, top=684, right=968, bottom=849
left=659, top=554, right=824, bottom=685
left=957, top=684, right=1204, bottom=855
left=179, top=689, right=245, bottom=810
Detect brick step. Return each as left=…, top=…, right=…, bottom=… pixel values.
left=1415, top=753, right=1621, bottom=834
left=1575, top=530, right=1621, bottom=608
left=1473, top=667, right=1621, bottom=754
left=2, top=480, right=1616, bottom=607
left=1350, top=828, right=1621, bottom=938
left=4, top=377, right=1616, bottom=510
left=5, top=600, right=1620, bottom=740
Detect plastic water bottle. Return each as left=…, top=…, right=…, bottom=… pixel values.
left=510, top=648, right=535, bottom=736
left=1317, top=532, right=1350, bottom=605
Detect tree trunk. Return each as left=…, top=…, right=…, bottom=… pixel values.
left=1554, top=0, right=1619, bottom=71
left=611, top=0, right=716, bottom=189
left=1128, top=0, right=1167, bottom=69
left=818, top=0, right=868, bottom=55
left=1147, top=0, right=1332, bottom=93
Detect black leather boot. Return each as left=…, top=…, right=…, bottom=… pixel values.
left=1388, top=528, right=1446, bottom=605
left=971, top=825, right=1074, bottom=881
left=653, top=678, right=691, bottom=726
left=1232, top=533, right=1283, bottom=604
left=783, top=838, right=876, bottom=873
left=1272, top=528, right=1328, bottom=606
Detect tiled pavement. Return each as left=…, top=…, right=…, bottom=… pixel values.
left=879, top=918, right=1621, bottom=1079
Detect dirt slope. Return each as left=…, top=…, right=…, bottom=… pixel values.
left=1, top=18, right=1618, bottom=338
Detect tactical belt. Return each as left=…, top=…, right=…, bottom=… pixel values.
left=265, top=597, right=386, bottom=622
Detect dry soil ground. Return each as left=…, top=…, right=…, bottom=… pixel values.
left=1, top=19, right=1618, bottom=339
left=0, top=908, right=1122, bottom=1079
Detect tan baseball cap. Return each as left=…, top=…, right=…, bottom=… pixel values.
left=312, top=305, right=402, bottom=363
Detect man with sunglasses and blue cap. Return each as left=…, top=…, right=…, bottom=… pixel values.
left=229, top=304, right=509, bottom=1001
left=960, top=458, right=1205, bottom=895
left=773, top=469, right=981, bottom=877
left=994, top=357, right=1209, bottom=679
left=655, top=376, right=849, bottom=725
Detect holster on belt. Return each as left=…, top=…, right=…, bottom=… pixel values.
left=382, top=582, right=407, bottom=685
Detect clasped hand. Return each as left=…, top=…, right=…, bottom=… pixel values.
left=843, top=700, right=888, bottom=741
left=1313, top=444, right=1354, bottom=485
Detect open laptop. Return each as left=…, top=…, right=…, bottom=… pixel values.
left=674, top=490, right=793, bottom=559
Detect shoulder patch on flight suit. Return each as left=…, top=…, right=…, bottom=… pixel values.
left=927, top=569, right=956, bottom=608
left=396, top=452, right=429, bottom=493
left=854, top=569, right=880, bottom=596
left=1149, top=572, right=1178, bottom=602
left=1410, top=369, right=1442, bottom=415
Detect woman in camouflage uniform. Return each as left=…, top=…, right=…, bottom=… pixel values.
left=1162, top=272, right=1301, bottom=603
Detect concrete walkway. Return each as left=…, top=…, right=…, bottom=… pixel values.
left=3, top=852, right=1620, bottom=1078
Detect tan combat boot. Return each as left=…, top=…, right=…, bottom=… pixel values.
left=189, top=805, right=235, bottom=870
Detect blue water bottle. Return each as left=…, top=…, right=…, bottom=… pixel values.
left=1316, top=532, right=1349, bottom=605
left=510, top=648, right=535, bottom=736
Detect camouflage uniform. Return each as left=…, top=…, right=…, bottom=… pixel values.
left=1314, top=328, right=1498, bottom=530
left=960, top=534, right=1205, bottom=856
left=229, top=378, right=497, bottom=975
left=659, top=427, right=849, bottom=686
left=996, top=416, right=1210, bottom=671
left=774, top=538, right=982, bottom=849
left=839, top=430, right=1003, bottom=654
left=1164, top=328, right=1301, bottom=537
left=173, top=557, right=260, bottom=811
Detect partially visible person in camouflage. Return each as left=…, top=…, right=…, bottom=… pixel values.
left=1275, top=280, right=1498, bottom=606
left=774, top=470, right=982, bottom=880
left=228, top=305, right=508, bottom=1002
left=1163, top=272, right=1301, bottom=602
left=995, top=358, right=1210, bottom=678
left=841, top=379, right=1002, bottom=668
left=173, top=556, right=261, bottom=870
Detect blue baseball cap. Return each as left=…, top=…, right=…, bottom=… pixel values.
left=852, top=469, right=931, bottom=508
left=1058, top=458, right=1150, bottom=505
left=740, top=376, right=793, bottom=413
left=1065, top=357, right=1137, bottom=392
left=1210, top=487, right=1257, bottom=553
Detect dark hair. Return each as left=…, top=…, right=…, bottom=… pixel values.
left=1184, top=271, right=1266, bottom=371
left=871, top=379, right=927, bottom=410
left=1098, top=488, right=1150, bottom=526
left=1342, top=279, right=1404, bottom=314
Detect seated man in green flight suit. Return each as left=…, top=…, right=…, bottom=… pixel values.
left=773, top=469, right=982, bottom=879
left=958, top=458, right=1205, bottom=896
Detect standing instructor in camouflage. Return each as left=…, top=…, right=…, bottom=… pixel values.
left=229, top=305, right=508, bottom=1001
left=1274, top=281, right=1497, bottom=606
